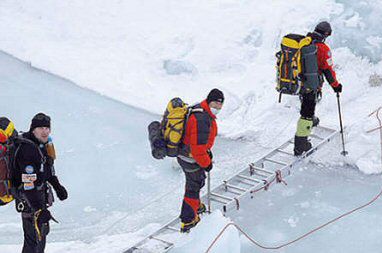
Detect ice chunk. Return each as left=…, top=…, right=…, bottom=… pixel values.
left=163, top=60, right=197, bottom=75
left=171, top=210, right=241, bottom=253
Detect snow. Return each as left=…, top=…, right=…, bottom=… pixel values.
left=0, top=0, right=382, bottom=252
left=0, top=0, right=381, bottom=177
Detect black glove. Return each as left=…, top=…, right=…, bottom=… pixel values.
left=204, top=163, right=213, bottom=172
left=332, top=83, right=342, bottom=93
left=55, top=185, right=68, bottom=201
left=207, top=149, right=213, bottom=160
left=48, top=176, right=68, bottom=201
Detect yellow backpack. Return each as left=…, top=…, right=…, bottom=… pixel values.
left=148, top=98, right=204, bottom=159
left=0, top=119, right=16, bottom=206
left=161, top=98, right=189, bottom=157
left=276, top=34, right=320, bottom=102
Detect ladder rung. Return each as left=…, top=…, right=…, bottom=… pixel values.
left=237, top=174, right=261, bottom=183
left=150, top=236, right=173, bottom=246
left=211, top=192, right=234, bottom=201
left=250, top=165, right=274, bottom=175
left=227, top=189, right=241, bottom=195
left=166, top=226, right=179, bottom=232
left=210, top=197, right=228, bottom=204
left=225, top=183, right=247, bottom=192
left=310, top=134, right=324, bottom=140
left=276, top=149, right=295, bottom=156
left=238, top=180, right=257, bottom=187
left=316, top=125, right=336, bottom=133
left=264, top=158, right=288, bottom=166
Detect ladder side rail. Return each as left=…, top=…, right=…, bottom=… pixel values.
left=315, top=125, right=338, bottom=133
left=123, top=216, right=181, bottom=253
left=221, top=171, right=279, bottom=213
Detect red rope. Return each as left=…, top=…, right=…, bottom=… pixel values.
left=376, top=108, right=382, bottom=170
left=206, top=186, right=382, bottom=252
left=276, top=170, right=287, bottom=186
left=368, top=107, right=382, bottom=170
left=250, top=170, right=286, bottom=196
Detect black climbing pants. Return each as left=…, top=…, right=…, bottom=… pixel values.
left=300, top=92, right=317, bottom=119
left=21, top=213, right=49, bottom=253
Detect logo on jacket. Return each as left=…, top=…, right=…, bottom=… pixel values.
left=25, top=165, right=34, bottom=174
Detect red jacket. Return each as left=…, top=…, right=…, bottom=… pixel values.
left=182, top=100, right=217, bottom=168
left=316, top=42, right=339, bottom=88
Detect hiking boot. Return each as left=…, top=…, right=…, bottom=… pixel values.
left=294, top=136, right=312, bottom=156
left=180, top=215, right=200, bottom=233
left=197, top=203, right=206, bottom=214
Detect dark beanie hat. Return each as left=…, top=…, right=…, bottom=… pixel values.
left=314, top=21, right=332, bottom=37
left=30, top=113, right=51, bottom=132
left=207, top=88, right=224, bottom=104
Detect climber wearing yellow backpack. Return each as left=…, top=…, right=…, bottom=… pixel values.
left=147, top=89, right=224, bottom=232
left=177, top=89, right=224, bottom=232
left=0, top=117, right=18, bottom=206
left=276, top=21, right=342, bottom=155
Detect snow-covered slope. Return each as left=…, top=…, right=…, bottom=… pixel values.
left=0, top=0, right=381, bottom=174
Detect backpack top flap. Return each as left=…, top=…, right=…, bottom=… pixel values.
left=281, top=34, right=305, bottom=50
left=162, top=98, right=189, bottom=157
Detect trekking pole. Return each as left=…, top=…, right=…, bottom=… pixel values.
left=207, top=171, right=211, bottom=213
left=336, top=92, right=348, bottom=156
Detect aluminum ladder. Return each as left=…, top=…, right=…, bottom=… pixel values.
left=124, top=125, right=339, bottom=253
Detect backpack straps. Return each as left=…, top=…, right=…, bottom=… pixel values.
left=189, top=107, right=204, bottom=115
left=181, top=106, right=204, bottom=141
left=186, top=106, right=204, bottom=124
left=12, top=137, right=46, bottom=172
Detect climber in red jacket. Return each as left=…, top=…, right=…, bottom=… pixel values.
left=177, top=88, right=224, bottom=232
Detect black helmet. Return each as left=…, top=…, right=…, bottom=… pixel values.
left=314, top=21, right=332, bottom=37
